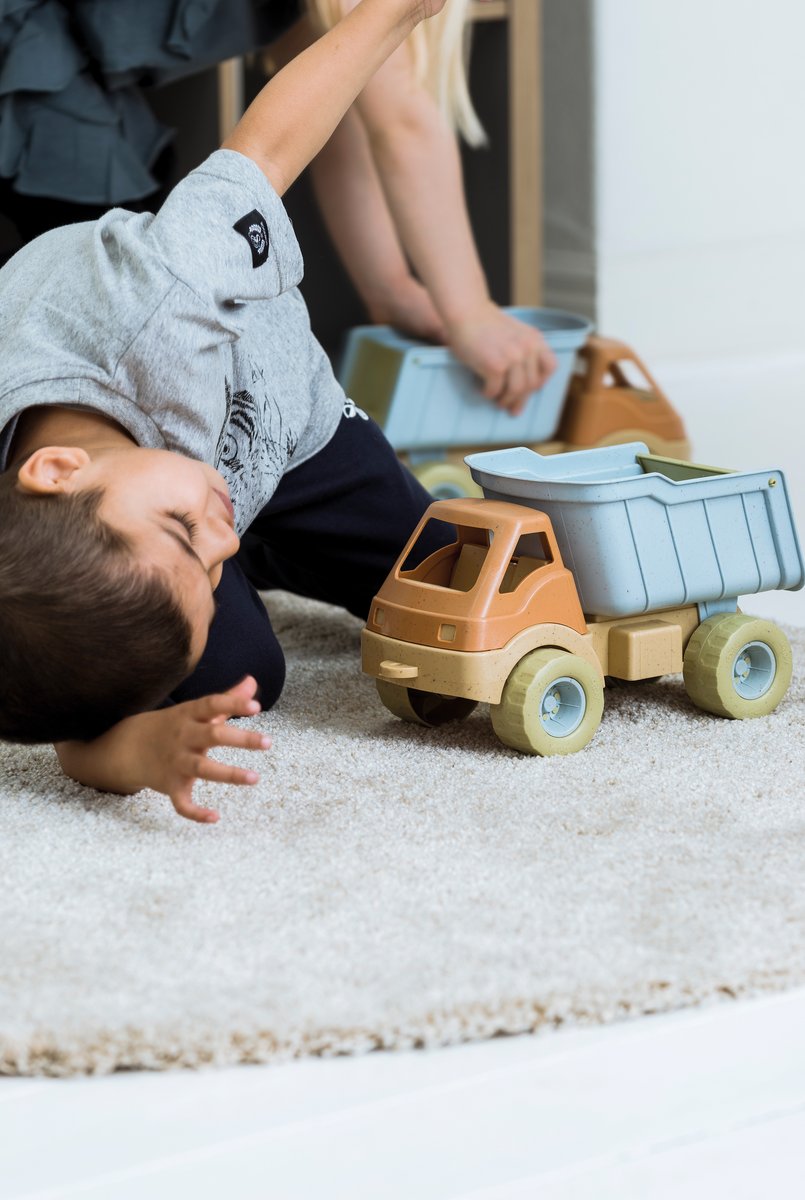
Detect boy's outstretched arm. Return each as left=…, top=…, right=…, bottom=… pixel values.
left=55, top=677, right=270, bottom=825
left=222, top=0, right=446, bottom=195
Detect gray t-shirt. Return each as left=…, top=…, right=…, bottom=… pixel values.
left=0, top=149, right=344, bottom=533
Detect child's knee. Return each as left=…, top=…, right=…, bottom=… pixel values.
left=251, top=647, right=286, bottom=711
left=170, top=558, right=286, bottom=708
left=170, top=637, right=286, bottom=708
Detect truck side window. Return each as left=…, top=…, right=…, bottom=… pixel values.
left=605, top=359, right=653, bottom=394
left=499, top=532, right=553, bottom=594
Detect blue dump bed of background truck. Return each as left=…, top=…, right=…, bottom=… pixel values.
left=340, top=307, right=592, bottom=451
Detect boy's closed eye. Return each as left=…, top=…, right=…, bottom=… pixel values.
left=161, top=518, right=206, bottom=567
left=170, top=510, right=200, bottom=543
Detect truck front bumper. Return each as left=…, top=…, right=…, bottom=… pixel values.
left=362, top=629, right=505, bottom=704
left=363, top=620, right=607, bottom=705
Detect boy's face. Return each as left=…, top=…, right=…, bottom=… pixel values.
left=85, top=448, right=240, bottom=662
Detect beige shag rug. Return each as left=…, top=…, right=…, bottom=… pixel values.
left=1, top=592, right=804, bottom=1076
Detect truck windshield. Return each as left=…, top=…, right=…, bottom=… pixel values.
left=399, top=519, right=491, bottom=593
left=399, top=522, right=553, bottom=595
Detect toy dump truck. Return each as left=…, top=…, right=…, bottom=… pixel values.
left=340, top=309, right=689, bottom=498
left=362, top=443, right=804, bottom=755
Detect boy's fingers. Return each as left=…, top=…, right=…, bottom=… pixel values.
left=169, top=749, right=263, bottom=821
left=171, top=791, right=220, bottom=824
left=193, top=691, right=261, bottom=722
left=226, top=674, right=260, bottom=699
left=191, top=759, right=261, bottom=787
left=207, top=726, right=272, bottom=752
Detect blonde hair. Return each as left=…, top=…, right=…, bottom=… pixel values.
left=307, top=0, right=486, bottom=146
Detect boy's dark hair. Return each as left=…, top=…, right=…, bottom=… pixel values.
left=0, top=469, right=194, bottom=743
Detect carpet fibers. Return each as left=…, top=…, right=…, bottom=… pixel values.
left=2, top=593, right=804, bottom=1076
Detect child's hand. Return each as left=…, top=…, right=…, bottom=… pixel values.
left=146, top=677, right=270, bottom=824
left=447, top=302, right=558, bottom=416
left=55, top=676, right=271, bottom=826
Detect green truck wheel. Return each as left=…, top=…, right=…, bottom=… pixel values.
left=491, top=648, right=604, bottom=756
left=683, top=613, right=792, bottom=719
left=411, top=461, right=483, bottom=500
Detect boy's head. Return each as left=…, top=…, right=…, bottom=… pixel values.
left=0, top=446, right=240, bottom=743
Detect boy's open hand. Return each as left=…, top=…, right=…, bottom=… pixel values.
left=147, top=677, right=270, bottom=824
left=55, top=676, right=271, bottom=826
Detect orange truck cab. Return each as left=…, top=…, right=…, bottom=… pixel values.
left=366, top=498, right=586, bottom=656
left=558, top=335, right=688, bottom=457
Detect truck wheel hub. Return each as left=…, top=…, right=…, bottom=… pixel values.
left=731, top=641, right=776, bottom=700
left=539, top=677, right=587, bottom=737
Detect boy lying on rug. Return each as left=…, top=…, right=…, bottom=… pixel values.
left=0, top=0, right=473, bottom=825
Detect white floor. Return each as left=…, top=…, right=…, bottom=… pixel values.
left=3, top=354, right=804, bottom=1200
left=4, top=988, right=805, bottom=1199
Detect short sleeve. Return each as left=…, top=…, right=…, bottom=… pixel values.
left=138, top=148, right=304, bottom=309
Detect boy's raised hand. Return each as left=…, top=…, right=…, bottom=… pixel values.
left=55, top=676, right=271, bottom=825
left=412, top=0, right=447, bottom=15
left=224, top=0, right=448, bottom=197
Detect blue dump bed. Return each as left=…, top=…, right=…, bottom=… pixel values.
left=339, top=307, right=592, bottom=451
left=466, top=443, right=805, bottom=617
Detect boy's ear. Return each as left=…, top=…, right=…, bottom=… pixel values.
left=15, top=446, right=92, bottom=495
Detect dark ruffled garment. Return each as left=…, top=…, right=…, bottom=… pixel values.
left=0, top=0, right=300, bottom=208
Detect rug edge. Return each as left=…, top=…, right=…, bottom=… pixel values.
left=3, top=972, right=801, bottom=1077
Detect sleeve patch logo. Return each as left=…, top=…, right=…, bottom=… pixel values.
left=233, top=209, right=270, bottom=267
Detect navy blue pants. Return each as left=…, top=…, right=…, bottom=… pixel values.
left=170, top=412, right=448, bottom=709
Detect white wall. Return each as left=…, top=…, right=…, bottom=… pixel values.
left=592, top=0, right=805, bottom=364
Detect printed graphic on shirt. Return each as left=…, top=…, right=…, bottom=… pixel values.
left=215, top=364, right=299, bottom=529
left=233, top=209, right=270, bottom=268
left=343, top=398, right=369, bottom=420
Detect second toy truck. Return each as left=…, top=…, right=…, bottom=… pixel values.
left=340, top=309, right=690, bottom=498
